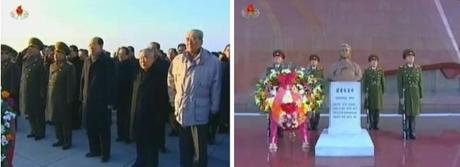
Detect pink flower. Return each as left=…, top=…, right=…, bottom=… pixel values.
left=277, top=72, right=296, bottom=88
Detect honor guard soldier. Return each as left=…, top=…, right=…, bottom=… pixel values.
left=306, top=54, right=324, bottom=130
left=397, top=49, right=423, bottom=140
left=362, top=54, right=385, bottom=130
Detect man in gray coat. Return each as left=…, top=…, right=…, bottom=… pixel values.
left=168, top=29, right=222, bottom=167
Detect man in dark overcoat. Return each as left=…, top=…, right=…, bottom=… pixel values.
left=131, top=48, right=169, bottom=167
left=80, top=37, right=116, bottom=162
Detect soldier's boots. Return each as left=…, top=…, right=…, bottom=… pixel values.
left=369, top=110, right=379, bottom=130
left=308, top=118, right=317, bottom=130
left=308, top=113, right=320, bottom=131
left=27, top=133, right=35, bottom=138
left=403, top=116, right=416, bottom=140
left=408, top=117, right=416, bottom=140
left=373, top=112, right=379, bottom=130
left=52, top=141, right=63, bottom=147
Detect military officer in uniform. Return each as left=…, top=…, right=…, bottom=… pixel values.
left=305, top=54, right=324, bottom=130
left=362, top=54, right=385, bottom=130
left=397, top=49, right=422, bottom=140
left=265, top=50, right=295, bottom=76
left=20, top=37, right=47, bottom=140
left=48, top=42, right=76, bottom=149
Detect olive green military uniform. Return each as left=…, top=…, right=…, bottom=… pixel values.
left=397, top=64, right=423, bottom=138
left=264, top=62, right=295, bottom=76
left=20, top=54, right=47, bottom=138
left=305, top=65, right=324, bottom=130
left=48, top=62, right=76, bottom=147
left=362, top=67, right=385, bottom=129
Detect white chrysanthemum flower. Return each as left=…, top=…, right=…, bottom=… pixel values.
left=299, top=89, right=305, bottom=95
left=281, top=68, right=291, bottom=74
left=270, top=86, right=278, bottom=95
left=1, top=135, right=8, bottom=145
left=296, top=84, right=302, bottom=89
left=3, top=115, right=10, bottom=121
left=4, top=122, right=10, bottom=129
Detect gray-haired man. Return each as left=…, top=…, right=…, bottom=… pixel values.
left=168, top=29, right=222, bottom=167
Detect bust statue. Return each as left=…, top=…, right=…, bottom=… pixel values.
left=326, top=43, right=362, bottom=81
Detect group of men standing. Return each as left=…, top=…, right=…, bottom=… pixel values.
left=1, top=29, right=229, bottom=167
left=265, top=43, right=423, bottom=140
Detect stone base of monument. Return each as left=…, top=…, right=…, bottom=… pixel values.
left=315, top=82, right=375, bottom=157
left=315, top=128, right=374, bottom=156
left=315, top=156, right=375, bottom=167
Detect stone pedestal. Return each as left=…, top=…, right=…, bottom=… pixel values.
left=315, top=82, right=374, bottom=156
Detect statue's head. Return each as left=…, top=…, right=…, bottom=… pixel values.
left=339, top=43, right=352, bottom=59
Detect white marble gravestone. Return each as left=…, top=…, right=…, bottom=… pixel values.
left=315, top=82, right=374, bottom=156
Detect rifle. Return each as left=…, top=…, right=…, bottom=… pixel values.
left=364, top=96, right=370, bottom=130
left=402, top=89, right=407, bottom=164
left=402, top=88, right=408, bottom=140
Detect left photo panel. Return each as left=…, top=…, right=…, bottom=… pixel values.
left=1, top=1, right=230, bottom=167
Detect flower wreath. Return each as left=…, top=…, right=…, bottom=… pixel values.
left=254, top=67, right=325, bottom=130
left=1, top=91, right=16, bottom=166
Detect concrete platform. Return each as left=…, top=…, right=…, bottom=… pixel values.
left=12, top=116, right=229, bottom=167
left=235, top=114, right=460, bottom=167
left=315, top=129, right=374, bottom=156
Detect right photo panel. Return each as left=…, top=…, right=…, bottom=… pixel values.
left=234, top=0, right=460, bottom=166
